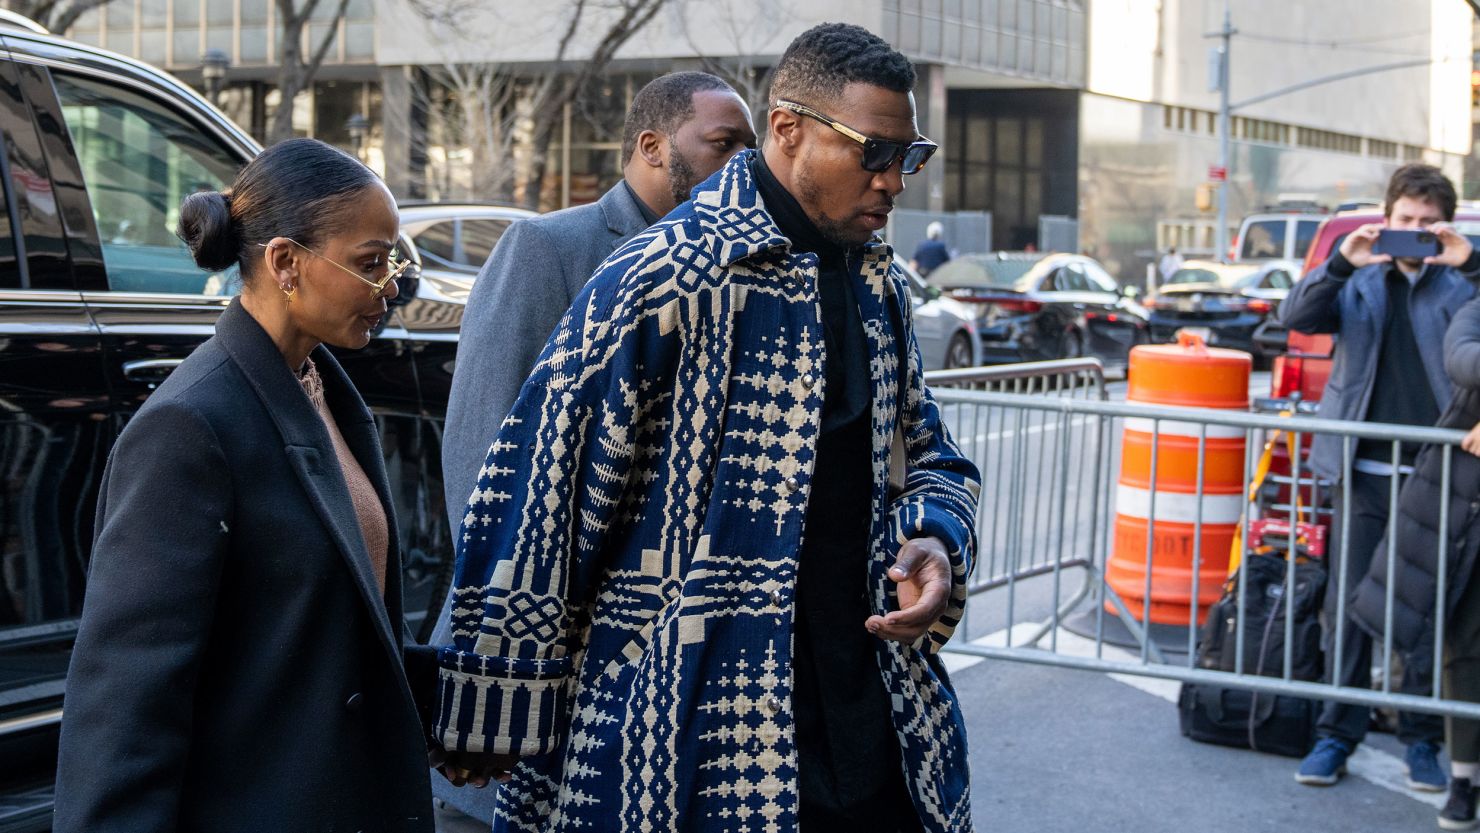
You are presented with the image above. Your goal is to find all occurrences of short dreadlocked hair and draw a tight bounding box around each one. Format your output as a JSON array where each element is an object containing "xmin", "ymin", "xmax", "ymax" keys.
[
  {"xmin": 620, "ymin": 72, "xmax": 736, "ymax": 165},
  {"xmin": 768, "ymin": 23, "xmax": 916, "ymax": 109}
]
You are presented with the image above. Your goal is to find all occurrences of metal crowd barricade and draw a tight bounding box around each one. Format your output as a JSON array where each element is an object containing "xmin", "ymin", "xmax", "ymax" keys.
[
  {"xmin": 926, "ymin": 359, "xmax": 1111, "ymax": 653},
  {"xmin": 924, "ymin": 380, "xmax": 1480, "ymax": 720}
]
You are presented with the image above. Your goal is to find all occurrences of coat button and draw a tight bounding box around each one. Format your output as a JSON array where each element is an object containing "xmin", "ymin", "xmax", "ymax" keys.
[
  {"xmin": 765, "ymin": 695, "xmax": 783, "ymax": 713},
  {"xmin": 802, "ymin": 373, "xmax": 816, "ymax": 389},
  {"xmin": 345, "ymin": 692, "xmax": 363, "ymax": 712},
  {"xmin": 785, "ymin": 476, "xmax": 800, "ymax": 493},
  {"xmin": 771, "ymin": 589, "xmax": 785, "ymax": 608}
]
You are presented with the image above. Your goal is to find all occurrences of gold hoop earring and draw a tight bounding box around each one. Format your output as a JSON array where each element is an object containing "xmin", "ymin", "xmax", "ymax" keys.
[{"xmin": 283, "ymin": 284, "xmax": 296, "ymax": 303}]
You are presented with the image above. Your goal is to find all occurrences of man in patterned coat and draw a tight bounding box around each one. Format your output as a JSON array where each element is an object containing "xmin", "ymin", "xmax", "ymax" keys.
[{"xmin": 434, "ymin": 23, "xmax": 982, "ymax": 833}]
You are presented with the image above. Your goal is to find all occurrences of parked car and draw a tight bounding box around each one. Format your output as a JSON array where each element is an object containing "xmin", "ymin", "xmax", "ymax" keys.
[
  {"xmin": 1232, "ymin": 212, "xmax": 1324, "ymax": 262},
  {"xmin": 0, "ymin": 24, "xmax": 467, "ymax": 830},
  {"xmin": 925, "ymin": 252, "xmax": 1148, "ymax": 365},
  {"xmin": 898, "ymin": 258, "xmax": 983, "ymax": 369},
  {"xmin": 1145, "ymin": 259, "xmax": 1301, "ymax": 364},
  {"xmin": 399, "ymin": 202, "xmax": 535, "ymax": 301}
]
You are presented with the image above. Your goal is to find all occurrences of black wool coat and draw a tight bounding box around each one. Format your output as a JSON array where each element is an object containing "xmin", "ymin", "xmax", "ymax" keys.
[
  {"xmin": 54, "ymin": 299, "xmax": 435, "ymax": 833},
  {"xmin": 1351, "ymin": 296, "xmax": 1480, "ymax": 655}
]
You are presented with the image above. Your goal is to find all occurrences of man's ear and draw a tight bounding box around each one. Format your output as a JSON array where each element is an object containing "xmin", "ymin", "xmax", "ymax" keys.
[
  {"xmin": 635, "ymin": 129, "xmax": 667, "ymax": 169},
  {"xmin": 768, "ymin": 107, "xmax": 804, "ymax": 158}
]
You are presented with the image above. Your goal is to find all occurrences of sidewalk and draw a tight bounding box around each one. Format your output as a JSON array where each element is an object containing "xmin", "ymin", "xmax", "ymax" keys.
[{"xmin": 955, "ymin": 644, "xmax": 1440, "ymax": 832}]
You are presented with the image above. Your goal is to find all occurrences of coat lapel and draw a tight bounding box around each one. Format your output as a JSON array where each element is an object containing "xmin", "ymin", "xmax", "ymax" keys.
[
  {"xmin": 599, "ymin": 181, "xmax": 651, "ymax": 252},
  {"xmin": 213, "ymin": 300, "xmax": 403, "ymax": 662}
]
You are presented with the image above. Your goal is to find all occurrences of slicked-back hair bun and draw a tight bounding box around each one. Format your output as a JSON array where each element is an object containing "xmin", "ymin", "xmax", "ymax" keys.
[
  {"xmin": 174, "ymin": 138, "xmax": 380, "ymax": 284},
  {"xmin": 177, "ymin": 190, "xmax": 239, "ymax": 272}
]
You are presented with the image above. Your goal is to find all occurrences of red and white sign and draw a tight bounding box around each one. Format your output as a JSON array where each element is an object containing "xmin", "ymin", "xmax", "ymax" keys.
[{"xmin": 1208, "ymin": 165, "xmax": 1228, "ymax": 182}]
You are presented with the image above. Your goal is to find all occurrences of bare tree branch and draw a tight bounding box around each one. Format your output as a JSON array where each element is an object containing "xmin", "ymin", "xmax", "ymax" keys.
[
  {"xmin": 268, "ymin": 0, "xmax": 350, "ymax": 144},
  {"xmin": 674, "ymin": 0, "xmax": 794, "ymax": 118},
  {"xmin": 408, "ymin": 0, "xmax": 666, "ymax": 208},
  {"xmin": 521, "ymin": 0, "xmax": 668, "ymax": 209},
  {"xmin": 10, "ymin": 0, "xmax": 114, "ymax": 33},
  {"xmin": 304, "ymin": 0, "xmax": 350, "ymax": 84}
]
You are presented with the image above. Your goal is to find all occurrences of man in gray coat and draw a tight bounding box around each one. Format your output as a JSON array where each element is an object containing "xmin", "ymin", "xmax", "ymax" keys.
[{"xmin": 430, "ymin": 70, "xmax": 755, "ymax": 831}]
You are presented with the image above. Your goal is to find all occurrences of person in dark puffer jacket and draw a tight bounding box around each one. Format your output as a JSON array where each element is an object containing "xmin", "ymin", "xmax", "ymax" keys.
[{"xmin": 1354, "ymin": 294, "xmax": 1480, "ymax": 830}]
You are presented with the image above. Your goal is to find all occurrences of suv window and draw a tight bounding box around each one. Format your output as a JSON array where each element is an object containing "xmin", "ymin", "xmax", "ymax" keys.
[
  {"xmin": 1294, "ymin": 220, "xmax": 1319, "ymax": 260},
  {"xmin": 413, "ymin": 220, "xmax": 457, "ymax": 268},
  {"xmin": 1061, "ymin": 263, "xmax": 1090, "ymax": 292},
  {"xmin": 1240, "ymin": 219, "xmax": 1285, "ymax": 259},
  {"xmin": 1083, "ymin": 261, "xmax": 1118, "ymax": 292},
  {"xmin": 1266, "ymin": 270, "xmax": 1292, "ymax": 290},
  {"xmin": 0, "ymin": 136, "xmax": 17, "ymax": 283},
  {"xmin": 459, "ymin": 218, "xmax": 508, "ymax": 270},
  {"xmin": 51, "ymin": 72, "xmax": 241, "ymax": 294}
]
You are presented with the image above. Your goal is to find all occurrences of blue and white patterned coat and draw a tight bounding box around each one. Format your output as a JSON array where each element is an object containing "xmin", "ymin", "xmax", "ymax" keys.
[{"xmin": 435, "ymin": 150, "xmax": 982, "ymax": 832}]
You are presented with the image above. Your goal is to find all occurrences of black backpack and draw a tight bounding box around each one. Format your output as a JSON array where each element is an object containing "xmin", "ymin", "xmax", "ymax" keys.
[{"xmin": 1177, "ymin": 552, "xmax": 1327, "ymax": 758}]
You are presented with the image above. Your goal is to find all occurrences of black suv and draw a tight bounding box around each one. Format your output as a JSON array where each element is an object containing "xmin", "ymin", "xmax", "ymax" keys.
[{"xmin": 0, "ymin": 22, "xmax": 462, "ymax": 830}]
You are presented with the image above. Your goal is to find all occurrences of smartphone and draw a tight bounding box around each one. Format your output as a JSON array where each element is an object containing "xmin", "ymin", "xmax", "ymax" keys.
[{"xmin": 1374, "ymin": 229, "xmax": 1442, "ymax": 259}]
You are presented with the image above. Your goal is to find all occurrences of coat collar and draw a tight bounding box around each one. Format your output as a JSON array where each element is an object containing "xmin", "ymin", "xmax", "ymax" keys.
[
  {"xmin": 598, "ymin": 180, "xmax": 652, "ymax": 249},
  {"xmin": 689, "ymin": 150, "xmax": 894, "ymax": 272},
  {"xmin": 212, "ymin": 299, "xmax": 405, "ymax": 657}
]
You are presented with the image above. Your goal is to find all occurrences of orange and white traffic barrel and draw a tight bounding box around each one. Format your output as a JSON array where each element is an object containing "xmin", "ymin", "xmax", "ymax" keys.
[{"xmin": 1106, "ymin": 332, "xmax": 1250, "ymax": 626}]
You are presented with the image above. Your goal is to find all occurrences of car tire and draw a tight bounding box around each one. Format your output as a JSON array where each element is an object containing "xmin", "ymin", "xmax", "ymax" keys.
[{"xmin": 945, "ymin": 332, "xmax": 975, "ymax": 369}]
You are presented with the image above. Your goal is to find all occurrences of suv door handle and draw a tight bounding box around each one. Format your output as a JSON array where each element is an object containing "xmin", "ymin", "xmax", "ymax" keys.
[{"xmin": 122, "ymin": 358, "xmax": 184, "ymax": 384}]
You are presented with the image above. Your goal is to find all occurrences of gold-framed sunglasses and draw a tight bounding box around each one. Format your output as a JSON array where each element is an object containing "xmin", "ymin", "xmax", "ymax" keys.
[
  {"xmin": 265, "ymin": 238, "xmax": 415, "ymax": 298},
  {"xmin": 773, "ymin": 99, "xmax": 938, "ymax": 175}
]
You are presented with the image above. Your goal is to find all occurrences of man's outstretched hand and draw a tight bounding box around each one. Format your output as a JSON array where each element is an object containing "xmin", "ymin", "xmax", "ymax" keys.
[{"xmin": 866, "ymin": 536, "xmax": 952, "ymax": 644}]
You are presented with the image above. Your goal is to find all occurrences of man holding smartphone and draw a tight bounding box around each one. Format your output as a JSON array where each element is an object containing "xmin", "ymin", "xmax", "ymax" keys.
[{"xmin": 1282, "ymin": 163, "xmax": 1480, "ymax": 792}]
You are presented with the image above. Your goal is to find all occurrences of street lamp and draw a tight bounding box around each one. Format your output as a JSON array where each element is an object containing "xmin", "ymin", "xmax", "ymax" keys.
[
  {"xmin": 345, "ymin": 114, "xmax": 369, "ymax": 161},
  {"xmin": 201, "ymin": 49, "xmax": 229, "ymax": 107}
]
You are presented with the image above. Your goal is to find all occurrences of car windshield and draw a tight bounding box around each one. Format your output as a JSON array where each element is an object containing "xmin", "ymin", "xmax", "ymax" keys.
[
  {"xmin": 1164, "ymin": 266, "xmax": 1258, "ymax": 288},
  {"xmin": 931, "ymin": 256, "xmax": 1043, "ymax": 289}
]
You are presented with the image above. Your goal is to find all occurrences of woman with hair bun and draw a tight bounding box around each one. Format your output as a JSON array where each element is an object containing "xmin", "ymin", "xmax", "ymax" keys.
[{"xmin": 53, "ymin": 138, "xmax": 435, "ymax": 832}]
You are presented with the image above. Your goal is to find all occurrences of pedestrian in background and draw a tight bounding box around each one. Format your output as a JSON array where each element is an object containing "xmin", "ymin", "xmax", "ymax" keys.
[
  {"xmin": 431, "ymin": 22, "xmax": 979, "ymax": 832},
  {"xmin": 911, "ymin": 219, "xmax": 951, "ymax": 276},
  {"xmin": 54, "ymin": 138, "xmax": 435, "ymax": 832},
  {"xmin": 1158, "ymin": 245, "xmax": 1183, "ymax": 283},
  {"xmin": 1281, "ymin": 162, "xmax": 1480, "ymax": 792},
  {"xmin": 1353, "ymin": 292, "xmax": 1480, "ymax": 830},
  {"xmin": 429, "ymin": 70, "xmax": 755, "ymax": 832}
]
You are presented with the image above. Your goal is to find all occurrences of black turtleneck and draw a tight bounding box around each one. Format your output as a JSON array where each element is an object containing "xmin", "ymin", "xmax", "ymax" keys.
[
  {"xmin": 622, "ymin": 180, "xmax": 660, "ymax": 226},
  {"xmin": 752, "ymin": 153, "xmax": 920, "ymax": 832}
]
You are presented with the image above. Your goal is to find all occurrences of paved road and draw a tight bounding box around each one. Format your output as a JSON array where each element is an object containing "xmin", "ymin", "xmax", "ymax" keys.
[
  {"xmin": 952, "ymin": 645, "xmax": 1439, "ymax": 833},
  {"xmin": 939, "ymin": 369, "xmax": 1444, "ymax": 831}
]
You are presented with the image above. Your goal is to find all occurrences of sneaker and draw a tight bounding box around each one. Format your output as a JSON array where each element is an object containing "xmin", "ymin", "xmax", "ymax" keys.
[
  {"xmin": 1296, "ymin": 737, "xmax": 1353, "ymax": 786},
  {"xmin": 1439, "ymin": 777, "xmax": 1479, "ymax": 830},
  {"xmin": 1410, "ymin": 742, "xmax": 1449, "ymax": 792}
]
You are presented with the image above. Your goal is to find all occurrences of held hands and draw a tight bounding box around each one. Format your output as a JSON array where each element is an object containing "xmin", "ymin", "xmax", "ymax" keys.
[
  {"xmin": 429, "ymin": 745, "xmax": 521, "ymax": 789},
  {"xmin": 866, "ymin": 536, "xmax": 952, "ymax": 644}
]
